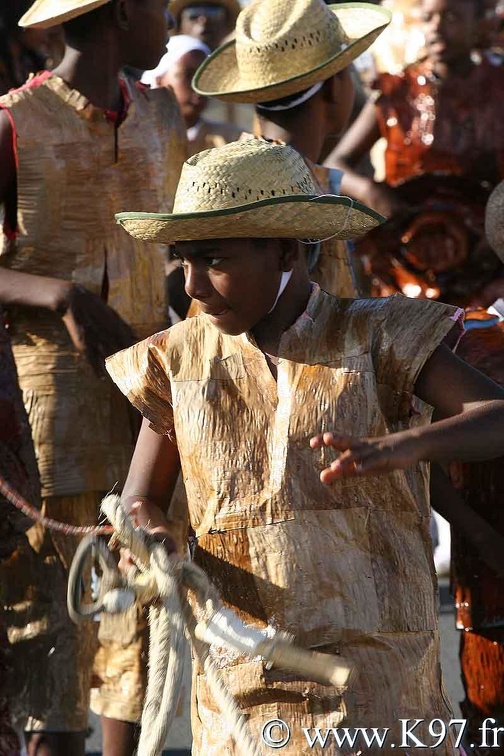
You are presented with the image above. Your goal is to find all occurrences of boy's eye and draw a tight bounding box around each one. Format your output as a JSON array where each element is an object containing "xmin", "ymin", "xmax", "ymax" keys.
[{"xmin": 205, "ymin": 256, "xmax": 224, "ymax": 267}]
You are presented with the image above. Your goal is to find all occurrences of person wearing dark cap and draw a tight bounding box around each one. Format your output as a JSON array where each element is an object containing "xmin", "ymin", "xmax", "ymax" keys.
[{"xmin": 170, "ymin": 0, "xmax": 241, "ymax": 51}]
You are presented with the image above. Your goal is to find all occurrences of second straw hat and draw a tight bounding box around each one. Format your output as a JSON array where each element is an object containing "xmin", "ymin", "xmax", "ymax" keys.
[
  {"xmin": 19, "ymin": 0, "xmax": 110, "ymax": 28},
  {"xmin": 194, "ymin": 0, "xmax": 391, "ymax": 103}
]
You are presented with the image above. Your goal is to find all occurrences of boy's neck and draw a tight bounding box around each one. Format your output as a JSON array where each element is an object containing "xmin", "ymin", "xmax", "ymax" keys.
[
  {"xmin": 257, "ymin": 113, "xmax": 325, "ymax": 164},
  {"xmin": 252, "ymin": 272, "xmax": 312, "ymax": 356},
  {"xmin": 52, "ymin": 36, "xmax": 123, "ymax": 112}
]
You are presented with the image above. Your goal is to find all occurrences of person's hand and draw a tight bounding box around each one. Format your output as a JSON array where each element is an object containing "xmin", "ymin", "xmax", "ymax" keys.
[
  {"xmin": 310, "ymin": 431, "xmax": 422, "ymax": 484},
  {"xmin": 365, "ymin": 181, "xmax": 409, "ymax": 219},
  {"xmin": 50, "ymin": 281, "xmax": 136, "ymax": 376}
]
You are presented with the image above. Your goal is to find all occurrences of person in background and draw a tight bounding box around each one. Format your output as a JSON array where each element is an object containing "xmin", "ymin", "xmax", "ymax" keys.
[
  {"xmin": 170, "ymin": 0, "xmax": 240, "ymax": 51},
  {"xmin": 142, "ymin": 34, "xmax": 240, "ymax": 156},
  {"xmin": 0, "ymin": 0, "xmax": 53, "ymax": 94},
  {"xmin": 0, "ymin": 0, "xmax": 186, "ymax": 753},
  {"xmin": 328, "ymin": 0, "xmax": 504, "ymax": 220}
]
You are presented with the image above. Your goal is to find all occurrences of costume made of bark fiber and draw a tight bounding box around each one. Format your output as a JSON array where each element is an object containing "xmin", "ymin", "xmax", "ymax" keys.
[
  {"xmin": 0, "ymin": 72, "xmax": 186, "ymax": 730},
  {"xmin": 108, "ymin": 287, "xmax": 462, "ymax": 755}
]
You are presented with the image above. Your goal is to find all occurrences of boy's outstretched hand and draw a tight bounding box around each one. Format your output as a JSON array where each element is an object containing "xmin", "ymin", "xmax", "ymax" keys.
[{"xmin": 310, "ymin": 431, "xmax": 422, "ymax": 484}]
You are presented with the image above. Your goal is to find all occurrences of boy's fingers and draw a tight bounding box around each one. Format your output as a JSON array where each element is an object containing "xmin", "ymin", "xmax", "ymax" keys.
[{"xmin": 310, "ymin": 433, "xmax": 361, "ymax": 450}]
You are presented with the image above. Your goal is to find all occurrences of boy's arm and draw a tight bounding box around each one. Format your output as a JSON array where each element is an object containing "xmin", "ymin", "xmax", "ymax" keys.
[
  {"xmin": 311, "ymin": 343, "xmax": 504, "ymax": 483},
  {"xmin": 121, "ymin": 417, "xmax": 183, "ymax": 553},
  {"xmin": 323, "ymin": 100, "xmax": 405, "ymax": 218}
]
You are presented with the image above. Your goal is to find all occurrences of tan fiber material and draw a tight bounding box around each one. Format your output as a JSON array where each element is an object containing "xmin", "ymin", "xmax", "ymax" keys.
[
  {"xmin": 116, "ymin": 138, "xmax": 384, "ymax": 244},
  {"xmin": 170, "ymin": 0, "xmax": 241, "ymax": 24},
  {"xmin": 106, "ymin": 289, "xmax": 461, "ymax": 754},
  {"xmin": 0, "ymin": 75, "xmax": 186, "ymax": 496},
  {"xmin": 19, "ymin": 0, "xmax": 110, "ymax": 28},
  {"xmin": 193, "ymin": 0, "xmax": 391, "ymax": 103},
  {"xmin": 310, "ymin": 162, "xmax": 358, "ymax": 297}
]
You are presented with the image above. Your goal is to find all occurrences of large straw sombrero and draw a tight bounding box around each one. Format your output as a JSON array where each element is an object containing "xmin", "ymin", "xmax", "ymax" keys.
[
  {"xmin": 115, "ymin": 138, "xmax": 384, "ymax": 244},
  {"xmin": 170, "ymin": 0, "xmax": 241, "ymax": 25},
  {"xmin": 19, "ymin": 0, "xmax": 110, "ymax": 28},
  {"xmin": 193, "ymin": 0, "xmax": 391, "ymax": 104}
]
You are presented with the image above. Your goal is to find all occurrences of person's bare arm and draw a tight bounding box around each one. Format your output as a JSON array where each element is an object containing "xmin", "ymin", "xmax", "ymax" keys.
[
  {"xmin": 121, "ymin": 418, "xmax": 183, "ymax": 551},
  {"xmin": 311, "ymin": 344, "xmax": 504, "ymax": 483},
  {"xmin": 0, "ymin": 111, "xmax": 135, "ymax": 374},
  {"xmin": 324, "ymin": 100, "xmax": 405, "ymax": 218},
  {"xmin": 0, "ymin": 110, "xmax": 16, "ymax": 202}
]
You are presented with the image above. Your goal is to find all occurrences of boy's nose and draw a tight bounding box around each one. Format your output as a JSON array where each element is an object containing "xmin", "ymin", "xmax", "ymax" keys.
[{"xmin": 184, "ymin": 263, "xmax": 211, "ymax": 301}]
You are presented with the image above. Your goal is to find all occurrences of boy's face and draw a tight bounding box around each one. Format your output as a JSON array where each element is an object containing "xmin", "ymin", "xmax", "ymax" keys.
[
  {"xmin": 175, "ymin": 237, "xmax": 288, "ymax": 335},
  {"xmin": 421, "ymin": 0, "xmax": 477, "ymax": 64},
  {"xmin": 159, "ymin": 50, "xmax": 208, "ymax": 127}
]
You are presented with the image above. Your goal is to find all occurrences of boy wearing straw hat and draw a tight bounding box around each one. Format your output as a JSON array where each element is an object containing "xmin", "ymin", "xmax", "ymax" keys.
[
  {"xmin": 0, "ymin": 0, "xmax": 186, "ymax": 753},
  {"xmin": 193, "ymin": 0, "xmax": 392, "ymax": 298},
  {"xmin": 108, "ymin": 137, "xmax": 504, "ymax": 754}
]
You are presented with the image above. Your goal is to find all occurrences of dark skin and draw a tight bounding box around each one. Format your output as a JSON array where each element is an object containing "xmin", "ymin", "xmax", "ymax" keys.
[
  {"xmin": 256, "ymin": 69, "xmax": 356, "ymax": 164},
  {"xmin": 0, "ymin": 1, "xmax": 172, "ymax": 754},
  {"xmin": 121, "ymin": 237, "xmax": 504, "ymax": 551},
  {"xmin": 0, "ymin": 0, "xmax": 172, "ymax": 379},
  {"xmin": 177, "ymin": 2, "xmax": 233, "ymax": 51},
  {"xmin": 158, "ymin": 49, "xmax": 207, "ymax": 129},
  {"xmin": 326, "ymin": 0, "xmax": 482, "ymax": 217}
]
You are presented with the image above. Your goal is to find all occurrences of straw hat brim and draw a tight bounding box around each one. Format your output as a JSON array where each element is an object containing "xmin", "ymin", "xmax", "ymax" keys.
[
  {"xmin": 115, "ymin": 195, "xmax": 385, "ymax": 244},
  {"xmin": 193, "ymin": 3, "xmax": 391, "ymax": 103},
  {"xmin": 170, "ymin": 0, "xmax": 241, "ymax": 24},
  {"xmin": 19, "ymin": 0, "xmax": 110, "ymax": 28}
]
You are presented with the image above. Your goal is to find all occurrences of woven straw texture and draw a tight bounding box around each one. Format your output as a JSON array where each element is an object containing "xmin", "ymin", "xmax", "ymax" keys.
[
  {"xmin": 116, "ymin": 138, "xmax": 384, "ymax": 243},
  {"xmin": 486, "ymin": 180, "xmax": 504, "ymax": 262},
  {"xmin": 170, "ymin": 0, "xmax": 241, "ymax": 23},
  {"xmin": 19, "ymin": 0, "xmax": 110, "ymax": 28},
  {"xmin": 194, "ymin": 0, "xmax": 391, "ymax": 103}
]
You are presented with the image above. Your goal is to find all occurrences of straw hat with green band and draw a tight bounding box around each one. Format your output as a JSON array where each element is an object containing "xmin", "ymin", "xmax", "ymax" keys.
[
  {"xmin": 19, "ymin": 0, "xmax": 111, "ymax": 28},
  {"xmin": 193, "ymin": 0, "xmax": 391, "ymax": 104},
  {"xmin": 115, "ymin": 138, "xmax": 384, "ymax": 244}
]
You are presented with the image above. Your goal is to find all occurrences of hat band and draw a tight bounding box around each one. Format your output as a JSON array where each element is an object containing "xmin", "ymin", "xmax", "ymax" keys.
[{"xmin": 256, "ymin": 81, "xmax": 323, "ymax": 111}]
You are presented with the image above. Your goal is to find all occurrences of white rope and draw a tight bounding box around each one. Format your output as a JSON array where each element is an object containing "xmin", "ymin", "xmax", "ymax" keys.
[
  {"xmin": 96, "ymin": 495, "xmax": 354, "ymax": 756},
  {"xmin": 100, "ymin": 495, "xmax": 256, "ymax": 756}
]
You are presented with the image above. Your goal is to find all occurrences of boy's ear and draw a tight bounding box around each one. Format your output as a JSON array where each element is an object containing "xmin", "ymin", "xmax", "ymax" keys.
[
  {"xmin": 321, "ymin": 73, "xmax": 339, "ymax": 104},
  {"xmin": 280, "ymin": 239, "xmax": 300, "ymax": 270}
]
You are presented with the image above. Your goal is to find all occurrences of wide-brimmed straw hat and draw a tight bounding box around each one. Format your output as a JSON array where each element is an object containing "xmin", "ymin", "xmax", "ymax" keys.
[
  {"xmin": 170, "ymin": 0, "xmax": 241, "ymax": 25},
  {"xmin": 19, "ymin": 0, "xmax": 109, "ymax": 28},
  {"xmin": 115, "ymin": 138, "xmax": 384, "ymax": 244},
  {"xmin": 193, "ymin": 0, "xmax": 391, "ymax": 104}
]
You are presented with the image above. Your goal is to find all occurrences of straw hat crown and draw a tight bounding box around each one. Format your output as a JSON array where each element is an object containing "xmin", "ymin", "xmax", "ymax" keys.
[
  {"xmin": 172, "ymin": 138, "xmax": 318, "ymax": 215},
  {"xmin": 235, "ymin": 0, "xmax": 349, "ymax": 86},
  {"xmin": 115, "ymin": 138, "xmax": 384, "ymax": 244},
  {"xmin": 194, "ymin": 0, "xmax": 391, "ymax": 102}
]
